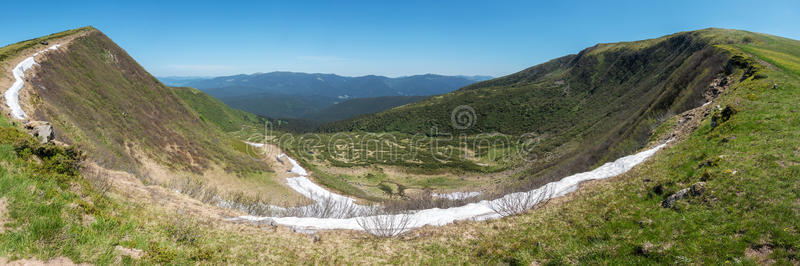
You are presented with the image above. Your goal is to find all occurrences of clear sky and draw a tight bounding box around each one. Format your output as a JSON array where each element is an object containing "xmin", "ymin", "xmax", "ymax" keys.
[{"xmin": 2, "ymin": 0, "xmax": 798, "ymax": 78}]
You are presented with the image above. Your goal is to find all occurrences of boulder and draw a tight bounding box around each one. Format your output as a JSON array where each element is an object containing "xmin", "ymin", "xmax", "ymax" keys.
[
  {"xmin": 24, "ymin": 121, "xmax": 55, "ymax": 144},
  {"xmin": 661, "ymin": 182, "xmax": 705, "ymax": 208}
]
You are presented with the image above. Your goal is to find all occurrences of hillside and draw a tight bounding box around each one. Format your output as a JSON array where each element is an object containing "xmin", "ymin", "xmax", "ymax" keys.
[
  {"xmin": 216, "ymin": 90, "xmax": 336, "ymax": 119},
  {"xmin": 0, "ymin": 28, "xmax": 305, "ymax": 208},
  {"xmin": 321, "ymin": 28, "xmax": 767, "ymax": 189},
  {"xmin": 300, "ymin": 95, "xmax": 427, "ymax": 122},
  {"xmin": 0, "ymin": 26, "xmax": 798, "ymax": 264},
  {"xmin": 171, "ymin": 86, "xmax": 266, "ymax": 132}
]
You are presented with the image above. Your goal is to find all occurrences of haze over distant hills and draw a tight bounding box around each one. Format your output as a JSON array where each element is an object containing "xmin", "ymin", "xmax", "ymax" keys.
[
  {"xmin": 157, "ymin": 76, "xmax": 214, "ymax": 87},
  {"xmin": 158, "ymin": 72, "xmax": 491, "ymax": 120}
]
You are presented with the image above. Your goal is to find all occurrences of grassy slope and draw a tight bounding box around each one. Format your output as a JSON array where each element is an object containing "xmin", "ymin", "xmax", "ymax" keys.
[
  {"xmin": 0, "ymin": 28, "xmax": 797, "ymax": 264},
  {"xmin": 171, "ymin": 86, "xmax": 265, "ymax": 133},
  {"xmin": 378, "ymin": 29, "xmax": 800, "ymax": 264},
  {"xmin": 320, "ymin": 29, "xmax": 748, "ymax": 192},
  {"xmin": 301, "ymin": 95, "xmax": 428, "ymax": 122},
  {"xmin": 28, "ymin": 29, "xmax": 268, "ymax": 176},
  {"xmin": 463, "ymin": 44, "xmax": 800, "ymax": 264},
  {"xmin": 269, "ymin": 29, "xmax": 800, "ymax": 263}
]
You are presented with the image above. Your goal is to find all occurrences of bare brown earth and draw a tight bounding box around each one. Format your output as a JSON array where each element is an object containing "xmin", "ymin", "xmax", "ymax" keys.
[{"xmin": 0, "ymin": 256, "xmax": 90, "ymax": 266}]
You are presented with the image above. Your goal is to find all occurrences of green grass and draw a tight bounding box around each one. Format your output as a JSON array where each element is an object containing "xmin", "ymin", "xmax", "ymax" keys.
[
  {"xmin": 0, "ymin": 125, "xmax": 260, "ymax": 264},
  {"xmin": 2, "ymin": 27, "xmax": 799, "ymax": 264},
  {"xmin": 452, "ymin": 33, "xmax": 800, "ymax": 265},
  {"xmin": 0, "ymin": 27, "xmax": 92, "ymax": 64},
  {"xmin": 273, "ymin": 131, "xmax": 520, "ymax": 198},
  {"xmin": 172, "ymin": 87, "xmax": 266, "ymax": 133}
]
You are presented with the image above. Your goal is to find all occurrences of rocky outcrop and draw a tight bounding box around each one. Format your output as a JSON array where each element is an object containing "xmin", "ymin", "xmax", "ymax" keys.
[
  {"xmin": 24, "ymin": 121, "xmax": 54, "ymax": 144},
  {"xmin": 711, "ymin": 104, "xmax": 738, "ymax": 128},
  {"xmin": 661, "ymin": 182, "xmax": 706, "ymax": 208}
]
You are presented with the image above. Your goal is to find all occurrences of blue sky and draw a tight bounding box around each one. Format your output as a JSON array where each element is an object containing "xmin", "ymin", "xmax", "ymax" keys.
[{"xmin": 2, "ymin": 0, "xmax": 798, "ymax": 77}]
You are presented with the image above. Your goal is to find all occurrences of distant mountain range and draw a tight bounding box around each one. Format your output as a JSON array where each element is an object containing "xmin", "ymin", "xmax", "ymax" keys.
[
  {"xmin": 157, "ymin": 76, "xmax": 214, "ymax": 87},
  {"xmin": 158, "ymin": 72, "xmax": 490, "ymax": 120}
]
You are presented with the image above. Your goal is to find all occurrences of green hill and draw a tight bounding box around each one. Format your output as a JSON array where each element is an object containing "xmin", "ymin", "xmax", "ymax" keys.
[
  {"xmin": 171, "ymin": 86, "xmax": 266, "ymax": 133},
  {"xmin": 0, "ymin": 27, "xmax": 304, "ymax": 211},
  {"xmin": 0, "ymin": 27, "xmax": 798, "ymax": 264},
  {"xmin": 320, "ymin": 28, "xmax": 771, "ymax": 188},
  {"xmin": 301, "ymin": 95, "xmax": 428, "ymax": 122},
  {"xmin": 27, "ymin": 28, "xmax": 267, "ymax": 175}
]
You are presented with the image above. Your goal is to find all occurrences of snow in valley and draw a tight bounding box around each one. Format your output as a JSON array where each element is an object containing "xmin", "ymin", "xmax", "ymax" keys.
[{"xmin": 233, "ymin": 142, "xmax": 668, "ymax": 234}]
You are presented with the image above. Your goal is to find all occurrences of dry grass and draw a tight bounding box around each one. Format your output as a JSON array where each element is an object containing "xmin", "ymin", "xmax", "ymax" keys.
[{"xmin": 0, "ymin": 197, "xmax": 7, "ymax": 233}]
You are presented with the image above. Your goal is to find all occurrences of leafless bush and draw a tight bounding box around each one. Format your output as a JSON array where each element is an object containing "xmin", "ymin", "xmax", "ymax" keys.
[
  {"xmin": 489, "ymin": 183, "xmax": 555, "ymax": 216},
  {"xmin": 356, "ymin": 210, "xmax": 414, "ymax": 237},
  {"xmin": 221, "ymin": 191, "xmax": 284, "ymax": 216},
  {"xmin": 85, "ymin": 167, "xmax": 113, "ymax": 198},
  {"xmin": 217, "ymin": 191, "xmax": 371, "ymax": 218},
  {"xmin": 169, "ymin": 176, "xmax": 218, "ymax": 204},
  {"xmin": 280, "ymin": 194, "xmax": 372, "ymax": 218},
  {"xmin": 381, "ymin": 189, "xmax": 485, "ymax": 212}
]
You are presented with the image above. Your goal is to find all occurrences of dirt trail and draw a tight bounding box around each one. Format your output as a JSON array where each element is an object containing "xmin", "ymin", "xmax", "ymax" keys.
[
  {"xmin": 0, "ymin": 256, "xmax": 89, "ymax": 266},
  {"xmin": 0, "ymin": 197, "xmax": 7, "ymax": 233}
]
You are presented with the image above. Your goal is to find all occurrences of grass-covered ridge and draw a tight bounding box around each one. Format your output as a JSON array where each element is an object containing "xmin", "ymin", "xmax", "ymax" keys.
[
  {"xmin": 28, "ymin": 29, "xmax": 269, "ymax": 176},
  {"xmin": 320, "ymin": 28, "xmax": 762, "ymax": 192}
]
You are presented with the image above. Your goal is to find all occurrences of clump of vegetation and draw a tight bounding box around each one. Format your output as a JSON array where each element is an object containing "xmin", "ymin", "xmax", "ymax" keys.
[{"xmin": 711, "ymin": 104, "xmax": 739, "ymax": 128}]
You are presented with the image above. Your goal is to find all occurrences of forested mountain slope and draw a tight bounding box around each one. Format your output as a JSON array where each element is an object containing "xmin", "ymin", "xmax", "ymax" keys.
[{"xmin": 322, "ymin": 28, "xmax": 769, "ymax": 186}]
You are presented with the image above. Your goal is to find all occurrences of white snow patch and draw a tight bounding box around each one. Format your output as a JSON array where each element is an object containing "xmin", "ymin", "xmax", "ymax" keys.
[
  {"xmin": 4, "ymin": 44, "xmax": 61, "ymax": 119},
  {"xmin": 243, "ymin": 141, "xmax": 264, "ymax": 148},
  {"xmin": 232, "ymin": 142, "xmax": 668, "ymax": 233}
]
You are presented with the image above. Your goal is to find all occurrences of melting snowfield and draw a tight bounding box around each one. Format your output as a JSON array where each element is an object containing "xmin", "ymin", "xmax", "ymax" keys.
[
  {"xmin": 233, "ymin": 142, "xmax": 668, "ymax": 232},
  {"xmin": 3, "ymin": 44, "xmax": 61, "ymax": 120}
]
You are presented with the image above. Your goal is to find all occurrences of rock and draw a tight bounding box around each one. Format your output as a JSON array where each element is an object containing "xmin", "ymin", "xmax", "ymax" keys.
[
  {"xmin": 661, "ymin": 182, "xmax": 706, "ymax": 208},
  {"xmin": 690, "ymin": 182, "xmax": 706, "ymax": 196},
  {"xmin": 310, "ymin": 233, "xmax": 321, "ymax": 243},
  {"xmin": 115, "ymin": 245, "xmax": 144, "ymax": 259},
  {"xmin": 254, "ymin": 217, "xmax": 277, "ymax": 227},
  {"xmin": 24, "ymin": 121, "xmax": 55, "ymax": 144},
  {"xmin": 635, "ymin": 242, "xmax": 655, "ymax": 255},
  {"xmin": 638, "ymin": 218, "xmax": 653, "ymax": 227}
]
